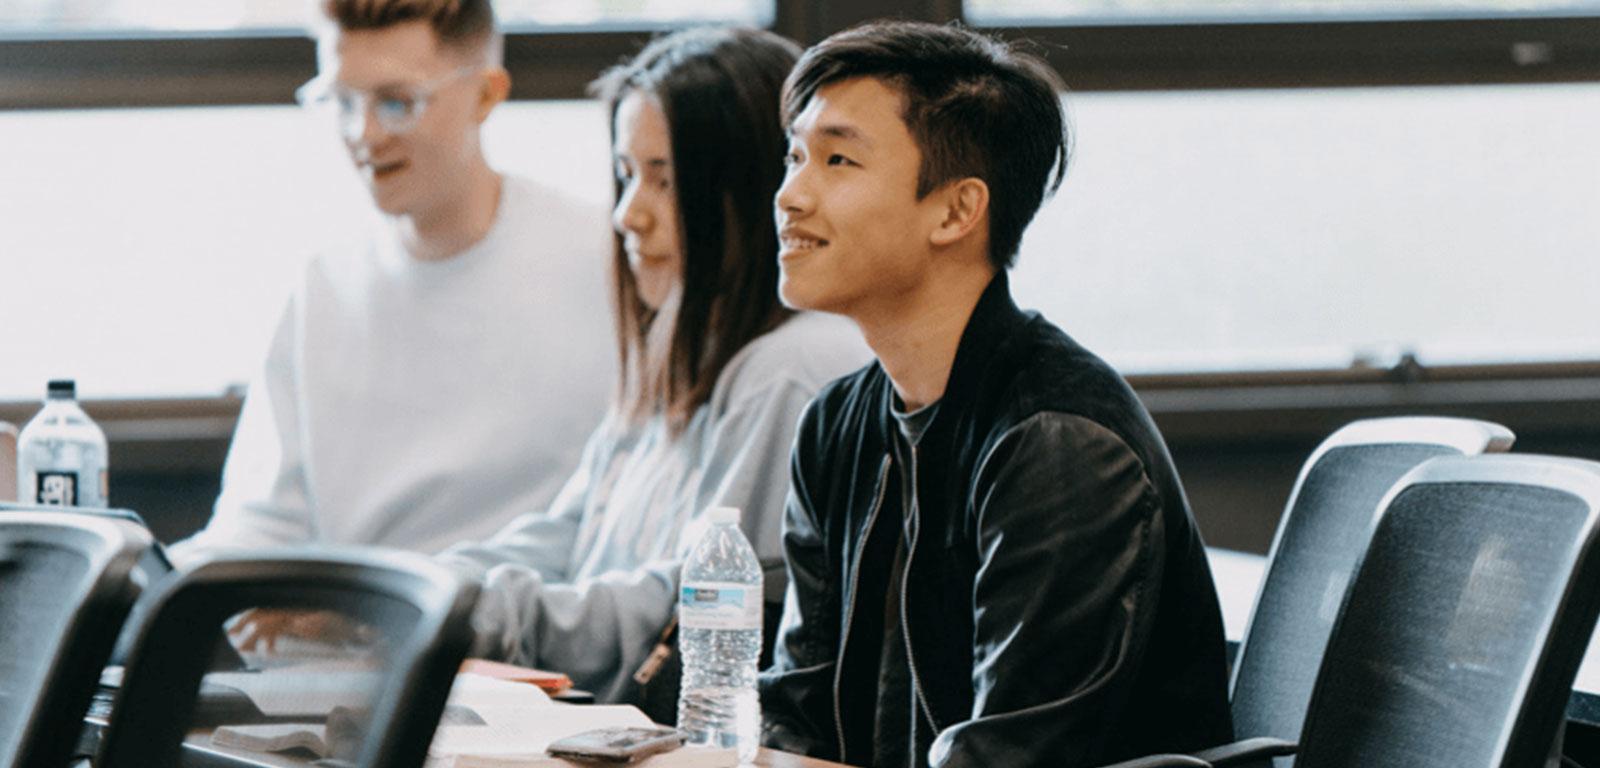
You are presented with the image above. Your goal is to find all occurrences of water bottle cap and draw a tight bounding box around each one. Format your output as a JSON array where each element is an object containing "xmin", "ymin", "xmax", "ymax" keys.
[
  {"xmin": 46, "ymin": 379, "xmax": 76, "ymax": 399},
  {"xmin": 707, "ymin": 506, "xmax": 741, "ymax": 525}
]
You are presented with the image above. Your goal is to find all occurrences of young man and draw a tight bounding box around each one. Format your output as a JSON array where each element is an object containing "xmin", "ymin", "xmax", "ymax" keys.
[
  {"xmin": 759, "ymin": 22, "xmax": 1233, "ymax": 768},
  {"xmin": 171, "ymin": 0, "xmax": 614, "ymax": 564}
]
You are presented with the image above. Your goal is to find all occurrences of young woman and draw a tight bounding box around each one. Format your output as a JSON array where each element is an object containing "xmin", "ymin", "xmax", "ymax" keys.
[{"xmin": 434, "ymin": 27, "xmax": 868, "ymax": 704}]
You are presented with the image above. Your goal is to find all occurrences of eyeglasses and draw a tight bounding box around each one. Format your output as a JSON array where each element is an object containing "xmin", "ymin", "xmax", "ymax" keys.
[{"xmin": 295, "ymin": 65, "xmax": 480, "ymax": 142}]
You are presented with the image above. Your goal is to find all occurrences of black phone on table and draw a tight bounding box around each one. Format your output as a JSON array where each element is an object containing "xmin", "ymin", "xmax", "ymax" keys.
[{"xmin": 545, "ymin": 726, "xmax": 688, "ymax": 763}]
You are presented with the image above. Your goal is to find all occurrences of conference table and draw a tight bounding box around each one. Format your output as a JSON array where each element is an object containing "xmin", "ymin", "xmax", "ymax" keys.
[
  {"xmin": 158, "ymin": 670, "xmax": 851, "ymax": 768},
  {"xmin": 180, "ymin": 731, "xmax": 849, "ymax": 768}
]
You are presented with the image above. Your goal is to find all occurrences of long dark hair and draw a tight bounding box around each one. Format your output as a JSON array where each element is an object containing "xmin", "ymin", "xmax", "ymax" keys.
[{"xmin": 591, "ymin": 27, "xmax": 800, "ymax": 433}]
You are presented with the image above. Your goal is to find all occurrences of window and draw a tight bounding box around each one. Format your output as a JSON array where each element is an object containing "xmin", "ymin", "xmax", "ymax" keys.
[
  {"xmin": 0, "ymin": 0, "xmax": 772, "ymax": 34},
  {"xmin": 2, "ymin": 0, "xmax": 1598, "ymax": 409},
  {"xmin": 967, "ymin": 0, "xmax": 1600, "ymax": 24},
  {"xmin": 1007, "ymin": 83, "xmax": 1600, "ymax": 377},
  {"xmin": 498, "ymin": 0, "xmax": 773, "ymax": 29}
]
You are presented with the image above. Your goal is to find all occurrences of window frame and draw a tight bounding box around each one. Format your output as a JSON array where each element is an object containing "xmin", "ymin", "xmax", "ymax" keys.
[
  {"xmin": 6, "ymin": 360, "xmax": 1598, "ymax": 473},
  {"xmin": 7, "ymin": 0, "xmax": 1600, "ymax": 109}
]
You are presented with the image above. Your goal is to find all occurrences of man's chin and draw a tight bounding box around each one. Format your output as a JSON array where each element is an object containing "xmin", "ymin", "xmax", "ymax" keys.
[
  {"xmin": 367, "ymin": 188, "xmax": 411, "ymax": 216},
  {"xmin": 778, "ymin": 277, "xmax": 833, "ymax": 314}
]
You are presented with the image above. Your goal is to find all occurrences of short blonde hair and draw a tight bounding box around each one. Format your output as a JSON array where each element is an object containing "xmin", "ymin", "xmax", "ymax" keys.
[{"xmin": 319, "ymin": 0, "xmax": 498, "ymax": 60}]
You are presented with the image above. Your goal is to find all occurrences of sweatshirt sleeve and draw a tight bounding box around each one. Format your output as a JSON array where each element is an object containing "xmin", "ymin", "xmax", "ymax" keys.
[
  {"xmin": 433, "ymin": 417, "xmax": 617, "ymax": 585},
  {"xmin": 443, "ymin": 376, "xmax": 820, "ymax": 703},
  {"xmin": 169, "ymin": 296, "xmax": 314, "ymax": 567},
  {"xmin": 431, "ymin": 422, "xmax": 604, "ymax": 659}
]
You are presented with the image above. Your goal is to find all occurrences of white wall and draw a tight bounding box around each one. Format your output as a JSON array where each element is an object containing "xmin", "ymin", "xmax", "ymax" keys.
[{"xmin": 2, "ymin": 84, "xmax": 1597, "ymax": 400}]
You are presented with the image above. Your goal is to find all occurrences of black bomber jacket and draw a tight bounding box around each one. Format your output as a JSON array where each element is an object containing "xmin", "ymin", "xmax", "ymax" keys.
[{"xmin": 759, "ymin": 273, "xmax": 1233, "ymax": 767}]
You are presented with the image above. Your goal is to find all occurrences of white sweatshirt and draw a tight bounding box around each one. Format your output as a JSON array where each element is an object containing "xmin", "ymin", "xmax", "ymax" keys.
[{"xmin": 171, "ymin": 175, "xmax": 616, "ymax": 564}]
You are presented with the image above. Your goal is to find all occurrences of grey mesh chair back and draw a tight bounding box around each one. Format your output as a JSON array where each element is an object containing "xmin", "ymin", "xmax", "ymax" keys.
[
  {"xmin": 1229, "ymin": 417, "xmax": 1513, "ymax": 763},
  {"xmin": 94, "ymin": 549, "xmax": 480, "ymax": 768},
  {"xmin": 0, "ymin": 511, "xmax": 150, "ymax": 768},
  {"xmin": 1296, "ymin": 454, "xmax": 1600, "ymax": 767},
  {"xmin": 0, "ymin": 502, "xmax": 182, "ymax": 666}
]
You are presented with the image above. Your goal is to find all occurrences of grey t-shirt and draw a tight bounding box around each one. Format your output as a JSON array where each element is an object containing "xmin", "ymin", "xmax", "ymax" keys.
[{"xmin": 871, "ymin": 395, "xmax": 939, "ymax": 768}]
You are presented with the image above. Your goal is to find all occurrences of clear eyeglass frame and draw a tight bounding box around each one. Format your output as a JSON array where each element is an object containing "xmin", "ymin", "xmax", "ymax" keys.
[{"xmin": 294, "ymin": 65, "xmax": 481, "ymax": 142}]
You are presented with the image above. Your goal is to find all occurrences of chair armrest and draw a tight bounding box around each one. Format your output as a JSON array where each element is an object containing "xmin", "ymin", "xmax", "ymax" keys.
[
  {"xmin": 1191, "ymin": 737, "xmax": 1298, "ymax": 766},
  {"xmin": 1097, "ymin": 755, "xmax": 1212, "ymax": 768}
]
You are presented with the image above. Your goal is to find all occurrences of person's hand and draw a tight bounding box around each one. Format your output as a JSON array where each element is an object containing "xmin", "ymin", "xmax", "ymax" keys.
[{"xmin": 227, "ymin": 608, "xmax": 367, "ymax": 654}]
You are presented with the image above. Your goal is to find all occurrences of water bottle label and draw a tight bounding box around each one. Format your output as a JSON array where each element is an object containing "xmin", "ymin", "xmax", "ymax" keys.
[
  {"xmin": 679, "ymin": 582, "xmax": 761, "ymax": 631},
  {"xmin": 37, "ymin": 471, "xmax": 77, "ymax": 505}
]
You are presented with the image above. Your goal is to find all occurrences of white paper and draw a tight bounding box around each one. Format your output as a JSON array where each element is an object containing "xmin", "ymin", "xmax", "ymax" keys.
[{"xmin": 206, "ymin": 669, "xmax": 383, "ymax": 717}]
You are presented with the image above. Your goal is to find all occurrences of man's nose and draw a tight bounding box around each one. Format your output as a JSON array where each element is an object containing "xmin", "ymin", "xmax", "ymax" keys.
[{"xmin": 775, "ymin": 166, "xmax": 810, "ymax": 215}]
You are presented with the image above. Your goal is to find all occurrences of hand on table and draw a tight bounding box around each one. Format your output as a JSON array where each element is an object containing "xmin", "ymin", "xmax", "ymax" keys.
[{"xmin": 227, "ymin": 608, "xmax": 370, "ymax": 654}]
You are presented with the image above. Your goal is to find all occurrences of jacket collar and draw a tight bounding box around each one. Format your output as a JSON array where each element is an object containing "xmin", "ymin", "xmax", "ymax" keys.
[
  {"xmin": 936, "ymin": 270, "xmax": 1026, "ymax": 415},
  {"xmin": 872, "ymin": 270, "xmax": 1026, "ymax": 439}
]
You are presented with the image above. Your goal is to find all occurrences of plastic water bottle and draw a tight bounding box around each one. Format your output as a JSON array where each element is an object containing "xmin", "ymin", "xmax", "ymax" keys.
[
  {"xmin": 17, "ymin": 379, "xmax": 108, "ymax": 507},
  {"xmin": 678, "ymin": 506, "xmax": 763, "ymax": 762}
]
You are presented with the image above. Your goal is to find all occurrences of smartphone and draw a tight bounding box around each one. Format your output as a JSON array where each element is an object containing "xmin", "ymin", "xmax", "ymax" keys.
[{"xmin": 545, "ymin": 726, "xmax": 688, "ymax": 763}]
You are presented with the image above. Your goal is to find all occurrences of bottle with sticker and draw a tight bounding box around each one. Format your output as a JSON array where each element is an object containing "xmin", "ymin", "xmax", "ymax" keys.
[
  {"xmin": 677, "ymin": 505, "xmax": 762, "ymax": 761},
  {"xmin": 17, "ymin": 379, "xmax": 108, "ymax": 507}
]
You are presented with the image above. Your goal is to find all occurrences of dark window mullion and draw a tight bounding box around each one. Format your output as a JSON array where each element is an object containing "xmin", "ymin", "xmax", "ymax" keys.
[
  {"xmin": 774, "ymin": 0, "xmax": 948, "ymax": 46},
  {"xmin": 0, "ymin": 34, "xmax": 314, "ymax": 109},
  {"xmin": 976, "ymin": 15, "xmax": 1600, "ymax": 90},
  {"xmin": 502, "ymin": 30, "xmax": 655, "ymax": 100}
]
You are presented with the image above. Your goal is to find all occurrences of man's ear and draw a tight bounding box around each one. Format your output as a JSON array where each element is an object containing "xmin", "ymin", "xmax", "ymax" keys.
[
  {"xmin": 929, "ymin": 177, "xmax": 990, "ymax": 247},
  {"xmin": 474, "ymin": 67, "xmax": 512, "ymax": 123}
]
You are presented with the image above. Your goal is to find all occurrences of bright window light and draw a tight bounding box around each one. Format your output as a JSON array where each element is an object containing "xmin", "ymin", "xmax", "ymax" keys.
[
  {"xmin": 0, "ymin": 0, "xmax": 774, "ymax": 34},
  {"xmin": 966, "ymin": 0, "xmax": 1600, "ymax": 24}
]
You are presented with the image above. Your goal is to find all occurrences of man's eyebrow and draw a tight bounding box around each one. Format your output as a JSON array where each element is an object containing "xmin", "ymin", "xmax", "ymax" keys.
[
  {"xmin": 819, "ymin": 123, "xmax": 871, "ymax": 146},
  {"xmin": 788, "ymin": 122, "xmax": 872, "ymax": 147}
]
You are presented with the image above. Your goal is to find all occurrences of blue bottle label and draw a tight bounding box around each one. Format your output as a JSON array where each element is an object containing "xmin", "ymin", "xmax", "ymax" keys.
[{"xmin": 679, "ymin": 582, "xmax": 761, "ymax": 630}]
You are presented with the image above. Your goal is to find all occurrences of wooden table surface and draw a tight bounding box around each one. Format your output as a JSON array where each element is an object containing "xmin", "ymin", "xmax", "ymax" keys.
[{"xmin": 185, "ymin": 728, "xmax": 850, "ymax": 768}]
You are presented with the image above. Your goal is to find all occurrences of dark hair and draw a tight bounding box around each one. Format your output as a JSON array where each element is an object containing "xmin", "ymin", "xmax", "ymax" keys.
[
  {"xmin": 782, "ymin": 21, "xmax": 1071, "ymax": 270},
  {"xmin": 320, "ymin": 0, "xmax": 496, "ymax": 56},
  {"xmin": 591, "ymin": 27, "xmax": 801, "ymax": 433}
]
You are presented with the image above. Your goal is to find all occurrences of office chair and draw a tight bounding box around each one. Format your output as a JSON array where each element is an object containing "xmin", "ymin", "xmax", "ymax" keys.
[
  {"xmin": 93, "ymin": 549, "xmax": 480, "ymax": 768},
  {"xmin": 1114, "ymin": 452, "xmax": 1600, "ymax": 768},
  {"xmin": 0, "ymin": 502, "xmax": 191, "ymax": 668},
  {"xmin": 1109, "ymin": 416, "xmax": 1515, "ymax": 768},
  {"xmin": 1291, "ymin": 453, "xmax": 1600, "ymax": 767},
  {"xmin": 0, "ymin": 511, "xmax": 151, "ymax": 768},
  {"xmin": 1228, "ymin": 417, "xmax": 1516, "ymax": 765}
]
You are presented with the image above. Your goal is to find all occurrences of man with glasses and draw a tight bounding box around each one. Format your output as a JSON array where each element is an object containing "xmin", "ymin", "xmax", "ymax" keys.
[{"xmin": 172, "ymin": 0, "xmax": 614, "ymax": 565}]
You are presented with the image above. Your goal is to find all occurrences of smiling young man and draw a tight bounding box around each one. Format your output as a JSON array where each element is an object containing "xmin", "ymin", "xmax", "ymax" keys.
[
  {"xmin": 171, "ymin": 0, "xmax": 613, "ymax": 564},
  {"xmin": 758, "ymin": 22, "xmax": 1233, "ymax": 768}
]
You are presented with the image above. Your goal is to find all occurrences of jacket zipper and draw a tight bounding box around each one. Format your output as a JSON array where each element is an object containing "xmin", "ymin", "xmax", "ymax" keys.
[
  {"xmin": 833, "ymin": 454, "xmax": 892, "ymax": 764},
  {"xmin": 901, "ymin": 442, "xmax": 942, "ymax": 733}
]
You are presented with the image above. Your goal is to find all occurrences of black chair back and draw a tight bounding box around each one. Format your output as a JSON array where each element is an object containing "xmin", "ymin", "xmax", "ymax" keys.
[
  {"xmin": 94, "ymin": 549, "xmax": 479, "ymax": 768},
  {"xmin": 0, "ymin": 511, "xmax": 149, "ymax": 768},
  {"xmin": 1230, "ymin": 417, "xmax": 1513, "ymax": 764},
  {"xmin": 1297, "ymin": 454, "xmax": 1600, "ymax": 767}
]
